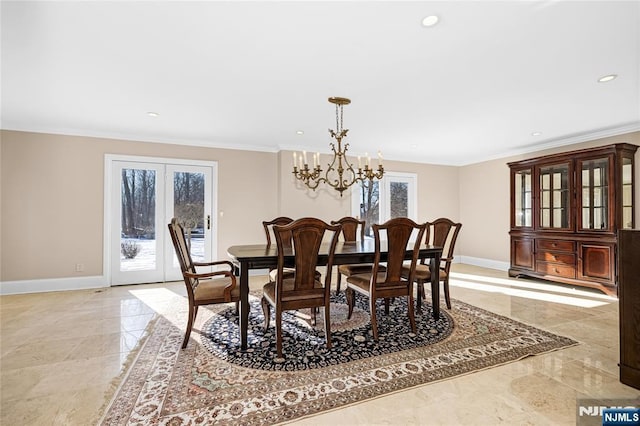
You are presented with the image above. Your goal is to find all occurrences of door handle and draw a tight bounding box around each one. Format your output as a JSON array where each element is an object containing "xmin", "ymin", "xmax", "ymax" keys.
[{"xmin": 207, "ymin": 215, "xmax": 211, "ymax": 230}]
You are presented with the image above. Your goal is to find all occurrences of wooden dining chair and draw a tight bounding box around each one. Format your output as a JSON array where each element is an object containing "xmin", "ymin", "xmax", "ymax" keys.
[
  {"xmin": 345, "ymin": 217, "xmax": 426, "ymax": 340},
  {"xmin": 260, "ymin": 217, "xmax": 341, "ymax": 357},
  {"xmin": 263, "ymin": 216, "xmax": 322, "ymax": 283},
  {"xmin": 331, "ymin": 217, "xmax": 385, "ymax": 295},
  {"xmin": 402, "ymin": 218, "xmax": 462, "ymax": 311},
  {"xmin": 168, "ymin": 218, "xmax": 240, "ymax": 349},
  {"xmin": 263, "ymin": 217, "xmax": 295, "ymax": 283}
]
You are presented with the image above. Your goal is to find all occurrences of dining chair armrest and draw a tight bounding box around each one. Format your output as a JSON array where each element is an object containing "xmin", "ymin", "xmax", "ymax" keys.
[
  {"xmin": 193, "ymin": 260, "xmax": 235, "ymax": 272},
  {"xmin": 184, "ymin": 270, "xmax": 234, "ymax": 280}
]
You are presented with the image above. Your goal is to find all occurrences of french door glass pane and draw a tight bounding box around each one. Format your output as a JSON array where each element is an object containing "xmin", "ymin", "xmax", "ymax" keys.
[
  {"xmin": 173, "ymin": 171, "xmax": 205, "ymax": 263},
  {"xmin": 120, "ymin": 168, "xmax": 156, "ymax": 271}
]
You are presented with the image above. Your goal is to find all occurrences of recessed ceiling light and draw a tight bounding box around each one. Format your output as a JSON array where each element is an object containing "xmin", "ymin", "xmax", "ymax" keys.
[
  {"xmin": 422, "ymin": 15, "xmax": 439, "ymax": 27},
  {"xmin": 296, "ymin": 130, "xmax": 304, "ymax": 135},
  {"xmin": 532, "ymin": 132, "xmax": 542, "ymax": 136},
  {"xmin": 147, "ymin": 111, "xmax": 159, "ymax": 117},
  {"xmin": 598, "ymin": 74, "xmax": 617, "ymax": 83},
  {"xmin": 410, "ymin": 144, "xmax": 418, "ymax": 149}
]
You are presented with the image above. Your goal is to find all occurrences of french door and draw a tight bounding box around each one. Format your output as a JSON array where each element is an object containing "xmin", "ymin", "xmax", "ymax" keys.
[{"xmin": 107, "ymin": 156, "xmax": 216, "ymax": 285}]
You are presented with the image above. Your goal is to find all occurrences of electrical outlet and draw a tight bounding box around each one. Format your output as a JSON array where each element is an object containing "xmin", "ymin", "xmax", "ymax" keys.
[{"xmin": 75, "ymin": 263, "xmax": 84, "ymax": 272}]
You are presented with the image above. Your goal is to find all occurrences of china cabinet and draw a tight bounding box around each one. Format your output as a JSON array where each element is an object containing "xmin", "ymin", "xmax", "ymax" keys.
[{"xmin": 508, "ymin": 143, "xmax": 638, "ymax": 296}]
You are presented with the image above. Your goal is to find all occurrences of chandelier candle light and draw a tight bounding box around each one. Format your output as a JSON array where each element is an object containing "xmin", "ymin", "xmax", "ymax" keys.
[{"xmin": 292, "ymin": 97, "xmax": 384, "ymax": 197}]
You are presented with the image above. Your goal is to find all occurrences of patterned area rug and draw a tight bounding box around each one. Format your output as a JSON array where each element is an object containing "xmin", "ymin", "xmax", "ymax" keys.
[
  {"xmin": 201, "ymin": 292, "xmax": 455, "ymax": 371},
  {"xmin": 100, "ymin": 293, "xmax": 577, "ymax": 425}
]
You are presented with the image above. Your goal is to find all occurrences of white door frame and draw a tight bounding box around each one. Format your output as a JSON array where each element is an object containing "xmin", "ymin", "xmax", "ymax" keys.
[{"xmin": 104, "ymin": 154, "xmax": 219, "ymax": 286}]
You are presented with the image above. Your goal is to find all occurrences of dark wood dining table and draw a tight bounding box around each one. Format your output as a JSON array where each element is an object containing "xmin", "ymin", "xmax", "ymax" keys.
[{"xmin": 227, "ymin": 239, "xmax": 443, "ymax": 350}]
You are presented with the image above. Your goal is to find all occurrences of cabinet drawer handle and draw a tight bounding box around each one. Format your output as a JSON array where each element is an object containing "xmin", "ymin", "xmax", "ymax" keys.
[
  {"xmin": 551, "ymin": 255, "xmax": 556, "ymax": 261},
  {"xmin": 554, "ymin": 267, "xmax": 560, "ymax": 273}
]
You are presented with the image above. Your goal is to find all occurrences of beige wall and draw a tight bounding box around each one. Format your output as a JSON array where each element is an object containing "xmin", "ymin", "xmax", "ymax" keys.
[
  {"xmin": 2, "ymin": 129, "xmax": 638, "ymax": 284},
  {"xmin": 0, "ymin": 130, "xmax": 279, "ymax": 281},
  {"xmin": 458, "ymin": 131, "xmax": 640, "ymax": 263},
  {"xmin": 0, "ymin": 131, "xmax": 460, "ymax": 283}
]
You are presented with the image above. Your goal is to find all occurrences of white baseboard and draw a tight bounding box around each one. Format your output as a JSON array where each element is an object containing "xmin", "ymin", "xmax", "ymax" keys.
[
  {"xmin": 458, "ymin": 256, "xmax": 510, "ymax": 271},
  {"xmin": 0, "ymin": 275, "xmax": 108, "ymax": 295},
  {"xmin": 0, "ymin": 259, "xmax": 508, "ymax": 296}
]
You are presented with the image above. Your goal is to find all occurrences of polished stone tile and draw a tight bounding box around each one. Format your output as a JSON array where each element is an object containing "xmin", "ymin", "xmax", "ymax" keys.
[{"xmin": 2, "ymin": 264, "xmax": 639, "ymax": 426}]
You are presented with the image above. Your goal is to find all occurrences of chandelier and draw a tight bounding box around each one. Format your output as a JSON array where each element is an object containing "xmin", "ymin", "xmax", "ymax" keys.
[{"xmin": 292, "ymin": 97, "xmax": 384, "ymax": 197}]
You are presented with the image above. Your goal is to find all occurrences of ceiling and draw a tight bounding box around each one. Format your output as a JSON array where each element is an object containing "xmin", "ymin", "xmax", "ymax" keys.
[{"xmin": 2, "ymin": 1, "xmax": 639, "ymax": 166}]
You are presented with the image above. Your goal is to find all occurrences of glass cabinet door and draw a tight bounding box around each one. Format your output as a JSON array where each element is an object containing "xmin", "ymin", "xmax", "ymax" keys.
[
  {"xmin": 539, "ymin": 163, "xmax": 570, "ymax": 229},
  {"xmin": 578, "ymin": 157, "xmax": 610, "ymax": 231},
  {"xmin": 513, "ymin": 168, "xmax": 532, "ymax": 227},
  {"xmin": 622, "ymin": 157, "xmax": 634, "ymax": 229}
]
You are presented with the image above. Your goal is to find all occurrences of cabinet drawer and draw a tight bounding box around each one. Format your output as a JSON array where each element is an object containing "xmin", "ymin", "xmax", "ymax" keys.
[
  {"xmin": 536, "ymin": 261, "xmax": 576, "ymax": 279},
  {"xmin": 535, "ymin": 251, "xmax": 576, "ymax": 265},
  {"xmin": 537, "ymin": 239, "xmax": 575, "ymax": 252}
]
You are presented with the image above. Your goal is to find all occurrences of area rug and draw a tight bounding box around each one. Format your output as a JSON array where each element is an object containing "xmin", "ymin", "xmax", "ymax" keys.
[{"xmin": 100, "ymin": 293, "xmax": 578, "ymax": 425}]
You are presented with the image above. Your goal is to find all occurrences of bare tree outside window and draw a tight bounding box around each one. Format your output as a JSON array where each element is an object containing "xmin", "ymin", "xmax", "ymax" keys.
[
  {"xmin": 390, "ymin": 182, "xmax": 409, "ymax": 218},
  {"xmin": 173, "ymin": 172, "xmax": 205, "ymax": 250},
  {"xmin": 121, "ymin": 168, "xmax": 156, "ymax": 238},
  {"xmin": 360, "ymin": 180, "xmax": 379, "ymax": 237}
]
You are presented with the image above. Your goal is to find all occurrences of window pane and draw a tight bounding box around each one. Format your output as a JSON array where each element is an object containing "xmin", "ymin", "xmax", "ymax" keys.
[
  {"xmin": 389, "ymin": 182, "xmax": 408, "ymax": 218},
  {"xmin": 359, "ymin": 180, "xmax": 379, "ymax": 237}
]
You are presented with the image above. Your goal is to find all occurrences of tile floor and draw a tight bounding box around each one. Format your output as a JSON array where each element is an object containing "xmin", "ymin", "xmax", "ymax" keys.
[{"xmin": 1, "ymin": 264, "xmax": 638, "ymax": 425}]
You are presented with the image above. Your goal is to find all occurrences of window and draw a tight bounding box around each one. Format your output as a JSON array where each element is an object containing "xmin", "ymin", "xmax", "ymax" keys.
[{"xmin": 352, "ymin": 172, "xmax": 417, "ymax": 237}]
